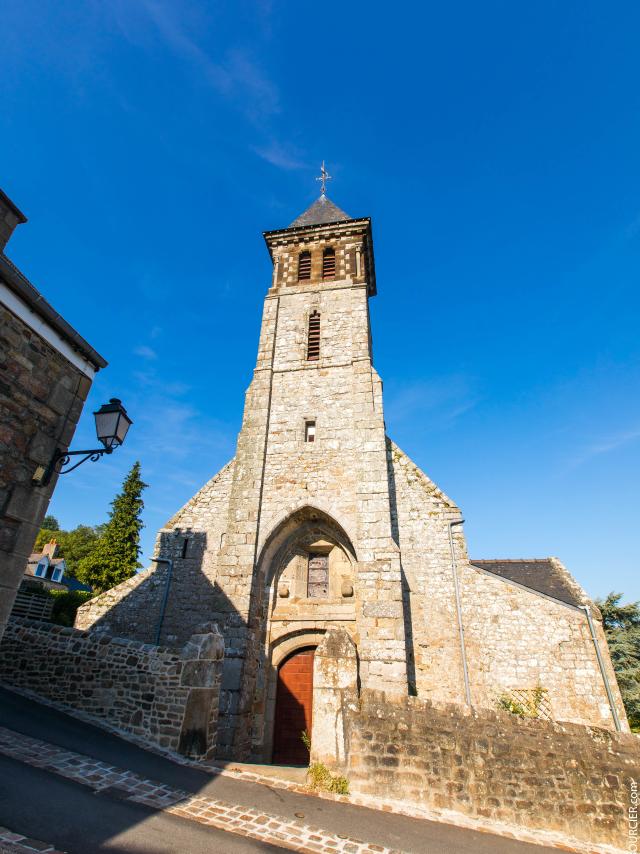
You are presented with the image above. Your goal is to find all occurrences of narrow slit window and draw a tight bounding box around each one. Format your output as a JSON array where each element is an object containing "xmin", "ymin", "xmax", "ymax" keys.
[
  {"xmin": 298, "ymin": 251, "xmax": 311, "ymax": 281},
  {"xmin": 307, "ymin": 311, "xmax": 320, "ymax": 360},
  {"xmin": 322, "ymin": 247, "xmax": 335, "ymax": 279},
  {"xmin": 307, "ymin": 553, "xmax": 328, "ymax": 598},
  {"xmin": 305, "ymin": 421, "xmax": 316, "ymax": 443},
  {"xmin": 181, "ymin": 538, "xmax": 189, "ymax": 559}
]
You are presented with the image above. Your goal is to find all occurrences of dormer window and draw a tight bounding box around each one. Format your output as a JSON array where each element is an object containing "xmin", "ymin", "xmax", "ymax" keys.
[
  {"xmin": 298, "ymin": 251, "xmax": 311, "ymax": 281},
  {"xmin": 307, "ymin": 311, "xmax": 320, "ymax": 360},
  {"xmin": 322, "ymin": 247, "xmax": 335, "ymax": 279}
]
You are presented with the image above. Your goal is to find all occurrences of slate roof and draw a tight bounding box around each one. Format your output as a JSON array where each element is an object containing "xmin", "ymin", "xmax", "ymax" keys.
[
  {"xmin": 289, "ymin": 195, "xmax": 351, "ymax": 228},
  {"xmin": 65, "ymin": 577, "xmax": 93, "ymax": 593},
  {"xmin": 470, "ymin": 558, "xmax": 589, "ymax": 608}
]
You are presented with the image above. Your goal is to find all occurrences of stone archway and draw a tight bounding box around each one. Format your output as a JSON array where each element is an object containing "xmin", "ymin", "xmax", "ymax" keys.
[{"xmin": 249, "ymin": 506, "xmax": 359, "ymax": 763}]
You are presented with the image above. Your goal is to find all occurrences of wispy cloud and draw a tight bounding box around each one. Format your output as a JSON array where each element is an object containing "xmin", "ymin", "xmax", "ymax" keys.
[
  {"xmin": 133, "ymin": 344, "xmax": 158, "ymax": 360},
  {"xmin": 570, "ymin": 426, "xmax": 640, "ymax": 468},
  {"xmin": 253, "ymin": 140, "xmax": 306, "ymax": 170},
  {"xmin": 385, "ymin": 375, "xmax": 480, "ymax": 428},
  {"xmin": 113, "ymin": 1, "xmax": 279, "ymax": 122}
]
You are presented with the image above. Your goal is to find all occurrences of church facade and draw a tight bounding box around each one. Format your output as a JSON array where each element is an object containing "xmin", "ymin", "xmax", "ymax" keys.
[{"xmin": 77, "ymin": 193, "xmax": 628, "ymax": 762}]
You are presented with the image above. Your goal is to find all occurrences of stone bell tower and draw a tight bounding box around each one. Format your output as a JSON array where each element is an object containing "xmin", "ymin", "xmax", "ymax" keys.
[
  {"xmin": 77, "ymin": 180, "xmax": 629, "ymax": 763},
  {"xmin": 211, "ymin": 191, "xmax": 409, "ymax": 758}
]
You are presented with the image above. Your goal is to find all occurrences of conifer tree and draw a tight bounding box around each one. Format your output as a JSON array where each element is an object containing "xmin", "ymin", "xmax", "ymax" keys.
[
  {"xmin": 595, "ymin": 592, "xmax": 640, "ymax": 731},
  {"xmin": 77, "ymin": 462, "xmax": 147, "ymax": 592}
]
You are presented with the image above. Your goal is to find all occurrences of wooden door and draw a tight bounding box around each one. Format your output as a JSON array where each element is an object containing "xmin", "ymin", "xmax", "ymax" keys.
[{"xmin": 272, "ymin": 648, "xmax": 314, "ymax": 765}]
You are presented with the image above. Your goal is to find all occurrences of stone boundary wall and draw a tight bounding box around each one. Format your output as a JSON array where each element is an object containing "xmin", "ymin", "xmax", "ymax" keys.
[
  {"xmin": 0, "ymin": 618, "xmax": 224, "ymax": 759},
  {"xmin": 346, "ymin": 689, "xmax": 640, "ymax": 848}
]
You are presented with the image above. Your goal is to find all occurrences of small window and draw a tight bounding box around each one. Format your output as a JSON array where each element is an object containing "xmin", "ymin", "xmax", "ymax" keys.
[
  {"xmin": 52, "ymin": 569, "xmax": 62, "ymax": 582},
  {"xmin": 322, "ymin": 247, "xmax": 335, "ymax": 279},
  {"xmin": 181, "ymin": 538, "xmax": 189, "ymax": 559},
  {"xmin": 298, "ymin": 251, "xmax": 311, "ymax": 281},
  {"xmin": 34, "ymin": 564, "xmax": 44, "ymax": 577},
  {"xmin": 307, "ymin": 553, "xmax": 328, "ymax": 598},
  {"xmin": 307, "ymin": 311, "xmax": 320, "ymax": 361},
  {"xmin": 305, "ymin": 421, "xmax": 316, "ymax": 443}
]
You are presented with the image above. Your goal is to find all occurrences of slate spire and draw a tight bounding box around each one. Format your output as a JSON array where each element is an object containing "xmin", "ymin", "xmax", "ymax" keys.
[{"xmin": 289, "ymin": 194, "xmax": 351, "ymax": 228}]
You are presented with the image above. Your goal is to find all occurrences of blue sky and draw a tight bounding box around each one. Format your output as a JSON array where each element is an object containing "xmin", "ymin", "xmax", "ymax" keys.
[{"xmin": 2, "ymin": 1, "xmax": 639, "ymax": 601}]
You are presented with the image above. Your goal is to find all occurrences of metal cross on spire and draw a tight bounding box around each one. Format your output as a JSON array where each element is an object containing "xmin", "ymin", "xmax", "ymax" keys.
[{"xmin": 315, "ymin": 160, "xmax": 332, "ymax": 195}]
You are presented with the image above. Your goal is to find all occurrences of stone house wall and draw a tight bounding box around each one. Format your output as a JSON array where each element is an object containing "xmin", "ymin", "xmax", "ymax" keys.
[
  {"xmin": 0, "ymin": 618, "xmax": 224, "ymax": 759},
  {"xmin": 0, "ymin": 189, "xmax": 104, "ymax": 644},
  {"xmin": 346, "ymin": 689, "xmax": 639, "ymax": 848},
  {"xmin": 0, "ymin": 302, "xmax": 92, "ymax": 640}
]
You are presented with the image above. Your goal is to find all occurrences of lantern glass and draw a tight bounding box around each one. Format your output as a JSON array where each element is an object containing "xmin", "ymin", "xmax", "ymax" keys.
[{"xmin": 94, "ymin": 399, "xmax": 132, "ymax": 450}]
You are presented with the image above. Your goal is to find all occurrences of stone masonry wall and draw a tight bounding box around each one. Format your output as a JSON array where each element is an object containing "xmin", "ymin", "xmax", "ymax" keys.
[
  {"xmin": 0, "ymin": 302, "xmax": 92, "ymax": 642},
  {"xmin": 0, "ymin": 618, "xmax": 224, "ymax": 759},
  {"xmin": 386, "ymin": 438, "xmax": 468, "ymax": 701},
  {"xmin": 346, "ymin": 689, "xmax": 640, "ymax": 848},
  {"xmin": 207, "ymin": 217, "xmax": 408, "ymax": 759},
  {"xmin": 460, "ymin": 564, "xmax": 628, "ymax": 730},
  {"xmin": 75, "ymin": 460, "xmax": 235, "ymax": 646},
  {"xmin": 387, "ymin": 438, "xmax": 625, "ymax": 730}
]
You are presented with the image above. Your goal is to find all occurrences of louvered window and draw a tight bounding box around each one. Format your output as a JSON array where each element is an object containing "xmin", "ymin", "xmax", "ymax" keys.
[
  {"xmin": 298, "ymin": 251, "xmax": 311, "ymax": 281},
  {"xmin": 322, "ymin": 247, "xmax": 335, "ymax": 279},
  {"xmin": 307, "ymin": 311, "xmax": 320, "ymax": 361}
]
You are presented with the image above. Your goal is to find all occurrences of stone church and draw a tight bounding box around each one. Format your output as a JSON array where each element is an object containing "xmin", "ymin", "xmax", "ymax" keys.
[{"xmin": 77, "ymin": 190, "xmax": 627, "ymax": 763}]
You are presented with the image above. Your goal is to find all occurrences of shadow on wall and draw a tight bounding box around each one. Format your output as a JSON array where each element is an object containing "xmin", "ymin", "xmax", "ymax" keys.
[
  {"xmin": 385, "ymin": 445, "xmax": 417, "ymax": 694},
  {"xmin": 80, "ymin": 530, "xmax": 222, "ymax": 647},
  {"xmin": 76, "ymin": 529, "xmax": 250, "ymax": 760}
]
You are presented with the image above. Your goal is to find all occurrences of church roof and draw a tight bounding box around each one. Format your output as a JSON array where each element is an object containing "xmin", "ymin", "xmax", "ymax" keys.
[
  {"xmin": 470, "ymin": 558, "xmax": 590, "ymax": 608},
  {"xmin": 289, "ymin": 194, "xmax": 351, "ymax": 228}
]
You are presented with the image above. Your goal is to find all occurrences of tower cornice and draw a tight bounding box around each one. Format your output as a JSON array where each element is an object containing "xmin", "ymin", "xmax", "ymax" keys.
[{"xmin": 263, "ymin": 217, "xmax": 376, "ymax": 296}]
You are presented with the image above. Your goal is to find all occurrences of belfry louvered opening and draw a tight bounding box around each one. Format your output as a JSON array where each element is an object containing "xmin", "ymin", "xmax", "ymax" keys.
[
  {"xmin": 322, "ymin": 247, "xmax": 335, "ymax": 279},
  {"xmin": 298, "ymin": 251, "xmax": 311, "ymax": 281},
  {"xmin": 307, "ymin": 311, "xmax": 320, "ymax": 361}
]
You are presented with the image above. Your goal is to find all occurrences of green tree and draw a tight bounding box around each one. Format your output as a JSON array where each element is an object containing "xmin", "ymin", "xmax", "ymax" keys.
[
  {"xmin": 42, "ymin": 514, "xmax": 60, "ymax": 531},
  {"xmin": 34, "ymin": 523, "xmax": 104, "ymax": 579},
  {"xmin": 76, "ymin": 462, "xmax": 147, "ymax": 592},
  {"xmin": 595, "ymin": 592, "xmax": 640, "ymax": 731}
]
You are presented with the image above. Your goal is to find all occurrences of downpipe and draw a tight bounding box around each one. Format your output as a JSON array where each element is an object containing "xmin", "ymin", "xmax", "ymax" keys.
[
  {"xmin": 580, "ymin": 604, "xmax": 622, "ymax": 732},
  {"xmin": 448, "ymin": 518, "xmax": 472, "ymax": 706},
  {"xmin": 152, "ymin": 557, "xmax": 174, "ymax": 646}
]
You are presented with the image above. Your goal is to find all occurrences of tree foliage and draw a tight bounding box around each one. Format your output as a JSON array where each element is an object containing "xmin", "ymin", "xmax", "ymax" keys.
[
  {"xmin": 42, "ymin": 514, "xmax": 60, "ymax": 531},
  {"xmin": 595, "ymin": 592, "xmax": 640, "ymax": 731},
  {"xmin": 34, "ymin": 523, "xmax": 104, "ymax": 579},
  {"xmin": 76, "ymin": 462, "xmax": 147, "ymax": 593},
  {"xmin": 48, "ymin": 590, "xmax": 94, "ymax": 627}
]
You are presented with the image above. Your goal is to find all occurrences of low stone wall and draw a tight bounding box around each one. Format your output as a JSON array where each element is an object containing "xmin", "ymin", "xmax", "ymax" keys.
[
  {"xmin": 0, "ymin": 618, "xmax": 224, "ymax": 759},
  {"xmin": 346, "ymin": 689, "xmax": 639, "ymax": 848}
]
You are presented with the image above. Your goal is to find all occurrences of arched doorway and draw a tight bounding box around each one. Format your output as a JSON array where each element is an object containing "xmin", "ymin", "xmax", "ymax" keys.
[{"xmin": 272, "ymin": 647, "xmax": 315, "ymax": 765}]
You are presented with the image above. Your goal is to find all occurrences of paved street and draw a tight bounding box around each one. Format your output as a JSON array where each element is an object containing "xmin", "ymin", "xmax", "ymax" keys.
[
  {"xmin": 0, "ymin": 753, "xmax": 281, "ymax": 853},
  {"xmin": 0, "ymin": 688, "xmax": 563, "ymax": 853}
]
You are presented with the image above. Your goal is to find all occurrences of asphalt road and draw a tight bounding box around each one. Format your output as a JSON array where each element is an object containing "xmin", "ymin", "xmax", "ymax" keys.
[
  {"xmin": 0, "ymin": 753, "xmax": 281, "ymax": 854},
  {"xmin": 0, "ymin": 687, "xmax": 561, "ymax": 853}
]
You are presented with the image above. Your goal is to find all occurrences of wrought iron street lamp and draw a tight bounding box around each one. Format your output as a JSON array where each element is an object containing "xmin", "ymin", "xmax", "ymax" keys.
[{"xmin": 34, "ymin": 398, "xmax": 132, "ymax": 487}]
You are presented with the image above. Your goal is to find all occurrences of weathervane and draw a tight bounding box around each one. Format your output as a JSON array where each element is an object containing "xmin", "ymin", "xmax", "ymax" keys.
[{"xmin": 315, "ymin": 160, "xmax": 332, "ymax": 195}]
